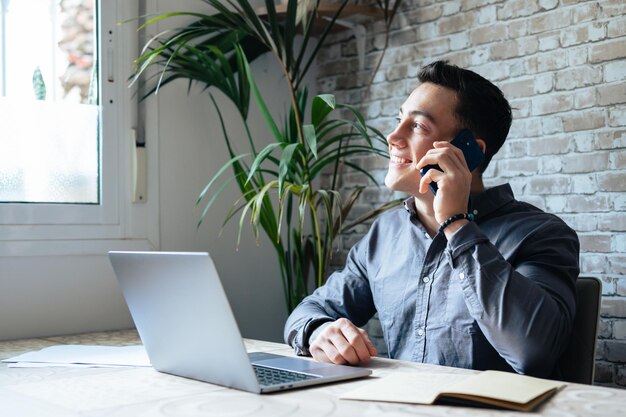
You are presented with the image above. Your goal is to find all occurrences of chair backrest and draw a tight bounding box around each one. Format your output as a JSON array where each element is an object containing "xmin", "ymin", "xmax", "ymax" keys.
[{"xmin": 558, "ymin": 277, "xmax": 602, "ymax": 384}]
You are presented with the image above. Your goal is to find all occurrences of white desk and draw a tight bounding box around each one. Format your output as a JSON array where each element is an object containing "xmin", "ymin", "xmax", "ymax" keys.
[{"xmin": 1, "ymin": 330, "xmax": 624, "ymax": 417}]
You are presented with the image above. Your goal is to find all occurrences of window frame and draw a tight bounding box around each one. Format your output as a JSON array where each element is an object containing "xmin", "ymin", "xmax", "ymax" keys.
[{"xmin": 0, "ymin": 0, "xmax": 157, "ymax": 256}]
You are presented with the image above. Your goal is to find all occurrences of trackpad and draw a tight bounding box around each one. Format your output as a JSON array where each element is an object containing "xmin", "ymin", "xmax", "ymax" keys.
[{"xmin": 250, "ymin": 353, "xmax": 362, "ymax": 377}]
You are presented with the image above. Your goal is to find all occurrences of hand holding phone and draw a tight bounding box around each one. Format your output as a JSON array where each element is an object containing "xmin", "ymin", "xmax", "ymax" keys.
[{"xmin": 419, "ymin": 129, "xmax": 484, "ymax": 195}]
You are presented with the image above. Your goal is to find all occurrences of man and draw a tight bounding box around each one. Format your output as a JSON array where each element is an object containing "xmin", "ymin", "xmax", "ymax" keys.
[{"xmin": 284, "ymin": 61, "xmax": 580, "ymax": 378}]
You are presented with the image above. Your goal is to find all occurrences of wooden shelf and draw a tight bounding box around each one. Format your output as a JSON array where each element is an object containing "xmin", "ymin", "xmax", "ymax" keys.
[
  {"xmin": 255, "ymin": 3, "xmax": 384, "ymax": 69},
  {"xmin": 256, "ymin": 3, "xmax": 384, "ymax": 33}
]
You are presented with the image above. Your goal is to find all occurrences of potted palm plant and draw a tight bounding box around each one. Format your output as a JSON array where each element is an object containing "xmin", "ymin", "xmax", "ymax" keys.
[{"xmin": 132, "ymin": 0, "xmax": 402, "ymax": 312}]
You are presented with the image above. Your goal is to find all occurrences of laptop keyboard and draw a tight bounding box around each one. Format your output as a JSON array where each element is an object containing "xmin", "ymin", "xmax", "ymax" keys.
[{"xmin": 253, "ymin": 365, "xmax": 320, "ymax": 387}]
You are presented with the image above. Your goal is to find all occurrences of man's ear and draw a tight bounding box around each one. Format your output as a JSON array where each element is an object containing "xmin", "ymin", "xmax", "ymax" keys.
[{"xmin": 476, "ymin": 138, "xmax": 487, "ymax": 153}]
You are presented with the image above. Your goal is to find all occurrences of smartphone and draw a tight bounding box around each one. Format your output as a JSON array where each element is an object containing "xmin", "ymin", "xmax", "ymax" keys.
[{"xmin": 419, "ymin": 129, "xmax": 484, "ymax": 195}]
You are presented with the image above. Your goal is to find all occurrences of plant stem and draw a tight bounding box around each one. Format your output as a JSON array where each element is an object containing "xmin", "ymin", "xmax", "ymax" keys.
[{"xmin": 308, "ymin": 195, "xmax": 324, "ymax": 288}]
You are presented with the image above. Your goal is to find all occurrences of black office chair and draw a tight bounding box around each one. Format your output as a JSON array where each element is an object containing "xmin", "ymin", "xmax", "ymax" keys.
[{"xmin": 557, "ymin": 277, "xmax": 602, "ymax": 384}]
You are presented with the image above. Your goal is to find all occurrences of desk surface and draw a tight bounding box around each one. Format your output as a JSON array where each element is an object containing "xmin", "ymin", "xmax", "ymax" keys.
[{"xmin": 1, "ymin": 330, "xmax": 624, "ymax": 417}]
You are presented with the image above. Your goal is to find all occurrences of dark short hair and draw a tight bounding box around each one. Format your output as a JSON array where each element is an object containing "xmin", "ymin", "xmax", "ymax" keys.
[{"xmin": 417, "ymin": 61, "xmax": 512, "ymax": 173}]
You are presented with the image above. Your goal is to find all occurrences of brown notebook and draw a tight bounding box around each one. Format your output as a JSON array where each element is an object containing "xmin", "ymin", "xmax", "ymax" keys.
[{"xmin": 340, "ymin": 370, "xmax": 565, "ymax": 412}]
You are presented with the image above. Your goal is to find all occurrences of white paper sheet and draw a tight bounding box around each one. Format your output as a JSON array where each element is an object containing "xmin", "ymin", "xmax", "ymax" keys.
[{"xmin": 2, "ymin": 345, "xmax": 151, "ymax": 368}]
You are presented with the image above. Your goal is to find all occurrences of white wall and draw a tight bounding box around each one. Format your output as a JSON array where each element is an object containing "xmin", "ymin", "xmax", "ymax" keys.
[
  {"xmin": 152, "ymin": 53, "xmax": 292, "ymax": 342},
  {"xmin": 148, "ymin": 0, "xmax": 300, "ymax": 342},
  {"xmin": 0, "ymin": 256, "xmax": 133, "ymax": 339}
]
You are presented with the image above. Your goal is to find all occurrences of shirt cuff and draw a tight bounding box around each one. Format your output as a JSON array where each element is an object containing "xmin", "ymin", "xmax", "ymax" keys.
[
  {"xmin": 308, "ymin": 321, "xmax": 333, "ymax": 346},
  {"xmin": 445, "ymin": 221, "xmax": 489, "ymax": 262},
  {"xmin": 299, "ymin": 317, "xmax": 334, "ymax": 356}
]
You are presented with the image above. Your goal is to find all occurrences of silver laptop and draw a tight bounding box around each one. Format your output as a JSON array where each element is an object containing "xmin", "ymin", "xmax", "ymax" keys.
[{"xmin": 108, "ymin": 251, "xmax": 371, "ymax": 393}]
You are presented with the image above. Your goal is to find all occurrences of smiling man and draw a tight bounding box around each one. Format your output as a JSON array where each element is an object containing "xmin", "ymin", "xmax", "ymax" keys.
[{"xmin": 284, "ymin": 61, "xmax": 580, "ymax": 378}]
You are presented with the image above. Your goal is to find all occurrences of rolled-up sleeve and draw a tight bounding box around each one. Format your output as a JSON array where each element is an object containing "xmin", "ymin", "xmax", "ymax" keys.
[
  {"xmin": 444, "ymin": 219, "xmax": 579, "ymax": 377},
  {"xmin": 284, "ymin": 234, "xmax": 377, "ymax": 356}
]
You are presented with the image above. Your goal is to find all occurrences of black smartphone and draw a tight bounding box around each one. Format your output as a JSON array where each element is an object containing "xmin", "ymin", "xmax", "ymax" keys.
[{"xmin": 419, "ymin": 129, "xmax": 484, "ymax": 195}]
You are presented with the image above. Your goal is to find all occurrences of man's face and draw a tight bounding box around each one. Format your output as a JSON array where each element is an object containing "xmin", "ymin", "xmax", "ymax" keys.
[{"xmin": 384, "ymin": 82, "xmax": 460, "ymax": 196}]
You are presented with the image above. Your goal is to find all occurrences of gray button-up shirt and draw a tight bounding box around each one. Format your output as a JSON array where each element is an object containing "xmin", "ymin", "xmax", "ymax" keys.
[{"xmin": 284, "ymin": 184, "xmax": 579, "ymax": 377}]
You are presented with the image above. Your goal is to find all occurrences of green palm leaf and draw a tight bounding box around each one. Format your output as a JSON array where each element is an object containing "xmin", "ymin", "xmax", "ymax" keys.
[
  {"xmin": 311, "ymin": 94, "xmax": 336, "ymax": 127},
  {"xmin": 278, "ymin": 143, "xmax": 301, "ymax": 195},
  {"xmin": 303, "ymin": 124, "xmax": 318, "ymax": 159}
]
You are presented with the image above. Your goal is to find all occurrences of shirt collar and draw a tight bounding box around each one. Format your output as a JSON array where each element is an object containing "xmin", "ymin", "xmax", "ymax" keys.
[
  {"xmin": 468, "ymin": 183, "xmax": 515, "ymax": 220},
  {"xmin": 403, "ymin": 197, "xmax": 418, "ymax": 217},
  {"xmin": 402, "ymin": 183, "xmax": 515, "ymax": 220}
]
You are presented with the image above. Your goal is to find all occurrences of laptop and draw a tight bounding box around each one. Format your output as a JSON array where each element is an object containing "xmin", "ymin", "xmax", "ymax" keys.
[{"xmin": 108, "ymin": 251, "xmax": 371, "ymax": 393}]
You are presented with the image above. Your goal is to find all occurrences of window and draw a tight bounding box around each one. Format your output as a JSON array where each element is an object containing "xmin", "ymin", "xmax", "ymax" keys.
[
  {"xmin": 0, "ymin": 0, "xmax": 155, "ymax": 255},
  {"xmin": 0, "ymin": 0, "xmax": 99, "ymax": 204}
]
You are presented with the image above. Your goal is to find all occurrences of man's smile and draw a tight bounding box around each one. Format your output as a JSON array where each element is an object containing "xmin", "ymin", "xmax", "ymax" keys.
[{"xmin": 390, "ymin": 154, "xmax": 413, "ymax": 164}]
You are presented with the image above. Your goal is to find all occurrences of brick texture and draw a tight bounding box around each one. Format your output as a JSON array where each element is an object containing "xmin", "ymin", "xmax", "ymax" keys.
[{"xmin": 316, "ymin": 0, "xmax": 626, "ymax": 388}]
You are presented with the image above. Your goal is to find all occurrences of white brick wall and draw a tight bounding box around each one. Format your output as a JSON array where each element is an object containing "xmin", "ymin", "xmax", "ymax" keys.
[{"xmin": 317, "ymin": 0, "xmax": 626, "ymax": 387}]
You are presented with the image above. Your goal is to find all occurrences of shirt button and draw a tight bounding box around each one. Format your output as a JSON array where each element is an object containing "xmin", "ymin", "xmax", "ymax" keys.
[
  {"xmin": 473, "ymin": 209, "xmax": 478, "ymax": 215},
  {"xmin": 424, "ymin": 232, "xmax": 430, "ymax": 239},
  {"xmin": 459, "ymin": 272, "xmax": 465, "ymax": 280},
  {"xmin": 417, "ymin": 328, "xmax": 425, "ymax": 336},
  {"xmin": 422, "ymin": 276, "xmax": 431, "ymax": 284}
]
